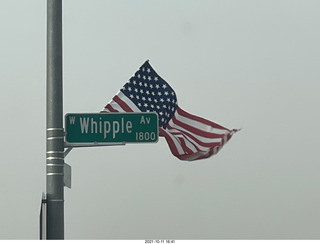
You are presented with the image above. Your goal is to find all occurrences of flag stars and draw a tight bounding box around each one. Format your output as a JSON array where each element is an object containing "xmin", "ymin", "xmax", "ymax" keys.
[{"xmin": 122, "ymin": 62, "xmax": 178, "ymax": 127}]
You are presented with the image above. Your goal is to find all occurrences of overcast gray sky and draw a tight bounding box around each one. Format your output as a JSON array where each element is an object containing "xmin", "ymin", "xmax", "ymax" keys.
[{"xmin": 1, "ymin": 0, "xmax": 320, "ymax": 240}]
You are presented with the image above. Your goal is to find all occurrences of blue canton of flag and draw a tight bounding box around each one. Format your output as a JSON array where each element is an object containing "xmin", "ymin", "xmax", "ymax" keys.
[{"xmin": 121, "ymin": 62, "xmax": 178, "ymax": 129}]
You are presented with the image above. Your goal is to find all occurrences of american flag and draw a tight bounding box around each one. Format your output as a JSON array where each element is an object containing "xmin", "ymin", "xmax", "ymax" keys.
[{"xmin": 102, "ymin": 60, "xmax": 238, "ymax": 161}]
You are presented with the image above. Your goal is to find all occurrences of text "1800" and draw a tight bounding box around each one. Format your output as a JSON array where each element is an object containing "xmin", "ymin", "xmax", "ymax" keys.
[{"xmin": 135, "ymin": 132, "xmax": 157, "ymax": 141}]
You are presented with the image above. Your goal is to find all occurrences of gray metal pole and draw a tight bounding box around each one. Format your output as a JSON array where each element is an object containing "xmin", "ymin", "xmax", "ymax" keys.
[{"xmin": 46, "ymin": 0, "xmax": 64, "ymax": 239}]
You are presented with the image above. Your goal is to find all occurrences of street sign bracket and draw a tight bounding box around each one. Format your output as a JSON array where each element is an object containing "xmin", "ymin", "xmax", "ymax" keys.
[
  {"xmin": 64, "ymin": 142, "xmax": 126, "ymax": 157},
  {"xmin": 64, "ymin": 147, "xmax": 73, "ymax": 157}
]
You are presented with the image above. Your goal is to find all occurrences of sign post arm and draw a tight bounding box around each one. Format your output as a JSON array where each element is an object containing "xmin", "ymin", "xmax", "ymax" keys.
[{"xmin": 64, "ymin": 147, "xmax": 73, "ymax": 157}]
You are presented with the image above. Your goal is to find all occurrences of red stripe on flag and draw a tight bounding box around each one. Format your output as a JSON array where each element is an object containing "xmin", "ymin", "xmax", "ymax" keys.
[
  {"xmin": 160, "ymin": 128, "xmax": 202, "ymax": 161},
  {"xmin": 195, "ymin": 148, "xmax": 214, "ymax": 160},
  {"xmin": 167, "ymin": 124, "xmax": 222, "ymax": 148},
  {"xmin": 176, "ymin": 107, "xmax": 230, "ymax": 131},
  {"xmin": 104, "ymin": 103, "xmax": 118, "ymax": 112},
  {"xmin": 166, "ymin": 128, "xmax": 222, "ymax": 160},
  {"xmin": 170, "ymin": 115, "xmax": 226, "ymax": 139},
  {"xmin": 159, "ymin": 128, "xmax": 180, "ymax": 157},
  {"xmin": 113, "ymin": 95, "xmax": 134, "ymax": 112},
  {"xmin": 177, "ymin": 136, "xmax": 195, "ymax": 156},
  {"xmin": 159, "ymin": 128, "xmax": 189, "ymax": 160}
]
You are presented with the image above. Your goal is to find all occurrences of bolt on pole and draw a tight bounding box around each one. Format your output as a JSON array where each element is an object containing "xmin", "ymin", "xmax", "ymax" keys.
[{"xmin": 46, "ymin": 0, "xmax": 64, "ymax": 239}]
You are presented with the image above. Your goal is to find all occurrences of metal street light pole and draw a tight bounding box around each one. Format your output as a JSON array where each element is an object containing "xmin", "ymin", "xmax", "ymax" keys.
[{"xmin": 46, "ymin": 0, "xmax": 64, "ymax": 239}]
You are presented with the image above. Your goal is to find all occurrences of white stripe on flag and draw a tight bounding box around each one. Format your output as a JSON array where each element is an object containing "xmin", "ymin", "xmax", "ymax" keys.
[
  {"xmin": 108, "ymin": 101, "xmax": 124, "ymax": 112},
  {"xmin": 175, "ymin": 108, "xmax": 229, "ymax": 135},
  {"xmin": 102, "ymin": 91, "xmax": 141, "ymax": 113},
  {"xmin": 161, "ymin": 129, "xmax": 185, "ymax": 156},
  {"xmin": 175, "ymin": 133, "xmax": 199, "ymax": 153},
  {"xmin": 167, "ymin": 120, "xmax": 223, "ymax": 144},
  {"xmin": 117, "ymin": 91, "xmax": 141, "ymax": 112},
  {"xmin": 166, "ymin": 128, "xmax": 221, "ymax": 152}
]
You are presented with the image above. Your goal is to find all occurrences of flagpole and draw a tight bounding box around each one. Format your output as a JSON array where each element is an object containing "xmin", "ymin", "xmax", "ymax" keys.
[{"xmin": 46, "ymin": 0, "xmax": 64, "ymax": 239}]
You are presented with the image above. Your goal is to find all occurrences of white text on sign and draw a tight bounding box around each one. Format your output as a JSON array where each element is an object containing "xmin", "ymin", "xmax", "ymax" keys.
[
  {"xmin": 71, "ymin": 115, "xmax": 154, "ymax": 139},
  {"xmin": 78, "ymin": 117, "xmax": 132, "ymax": 139}
]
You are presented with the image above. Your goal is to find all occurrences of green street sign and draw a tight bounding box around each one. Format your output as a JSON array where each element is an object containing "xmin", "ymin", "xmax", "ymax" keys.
[{"xmin": 65, "ymin": 113, "xmax": 158, "ymax": 146}]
